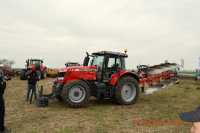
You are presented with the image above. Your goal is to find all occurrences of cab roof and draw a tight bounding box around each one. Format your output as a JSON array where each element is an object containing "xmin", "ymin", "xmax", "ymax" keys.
[
  {"xmin": 92, "ymin": 51, "xmax": 128, "ymax": 58},
  {"xmin": 27, "ymin": 59, "xmax": 43, "ymax": 61}
]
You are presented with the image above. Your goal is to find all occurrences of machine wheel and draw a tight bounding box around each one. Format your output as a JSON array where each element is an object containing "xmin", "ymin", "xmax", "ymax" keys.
[
  {"xmin": 115, "ymin": 76, "xmax": 139, "ymax": 105},
  {"xmin": 20, "ymin": 69, "xmax": 27, "ymax": 80},
  {"xmin": 61, "ymin": 80, "xmax": 90, "ymax": 108}
]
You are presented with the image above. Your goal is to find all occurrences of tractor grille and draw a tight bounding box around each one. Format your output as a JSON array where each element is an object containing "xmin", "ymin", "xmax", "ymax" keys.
[{"xmin": 58, "ymin": 72, "xmax": 65, "ymax": 77}]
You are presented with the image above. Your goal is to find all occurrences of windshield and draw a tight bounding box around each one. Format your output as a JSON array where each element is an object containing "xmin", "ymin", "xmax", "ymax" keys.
[
  {"xmin": 30, "ymin": 60, "xmax": 42, "ymax": 65},
  {"xmin": 90, "ymin": 56, "xmax": 104, "ymax": 68}
]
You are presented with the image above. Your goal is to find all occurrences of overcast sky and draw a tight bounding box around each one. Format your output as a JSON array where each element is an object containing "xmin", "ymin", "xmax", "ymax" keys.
[{"xmin": 0, "ymin": 0, "xmax": 199, "ymax": 69}]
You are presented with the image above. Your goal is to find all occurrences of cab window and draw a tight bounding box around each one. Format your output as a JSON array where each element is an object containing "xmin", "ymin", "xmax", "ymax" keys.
[
  {"xmin": 107, "ymin": 57, "xmax": 122, "ymax": 69},
  {"xmin": 108, "ymin": 58, "xmax": 115, "ymax": 68},
  {"xmin": 90, "ymin": 56, "xmax": 104, "ymax": 68}
]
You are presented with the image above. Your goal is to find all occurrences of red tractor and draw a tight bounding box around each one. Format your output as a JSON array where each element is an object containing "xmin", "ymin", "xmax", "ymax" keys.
[
  {"xmin": 52, "ymin": 51, "xmax": 140, "ymax": 108},
  {"xmin": 20, "ymin": 59, "xmax": 47, "ymax": 80},
  {"xmin": 0, "ymin": 64, "xmax": 13, "ymax": 80}
]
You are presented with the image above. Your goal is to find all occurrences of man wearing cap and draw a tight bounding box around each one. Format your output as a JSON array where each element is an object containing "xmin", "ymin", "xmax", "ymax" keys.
[
  {"xmin": 180, "ymin": 107, "xmax": 200, "ymax": 133},
  {"xmin": 26, "ymin": 65, "xmax": 39, "ymax": 104}
]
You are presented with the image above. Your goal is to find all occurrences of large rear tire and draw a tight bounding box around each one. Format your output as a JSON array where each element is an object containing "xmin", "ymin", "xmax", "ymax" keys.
[
  {"xmin": 115, "ymin": 76, "xmax": 139, "ymax": 105},
  {"xmin": 61, "ymin": 80, "xmax": 90, "ymax": 108}
]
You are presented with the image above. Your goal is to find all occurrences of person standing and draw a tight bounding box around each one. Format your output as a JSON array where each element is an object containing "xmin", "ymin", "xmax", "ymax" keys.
[
  {"xmin": 26, "ymin": 66, "xmax": 39, "ymax": 104},
  {"xmin": 0, "ymin": 70, "xmax": 8, "ymax": 133}
]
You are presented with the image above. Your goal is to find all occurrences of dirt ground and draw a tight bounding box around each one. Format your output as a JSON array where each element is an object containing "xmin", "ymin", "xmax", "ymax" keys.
[{"xmin": 4, "ymin": 78, "xmax": 200, "ymax": 133}]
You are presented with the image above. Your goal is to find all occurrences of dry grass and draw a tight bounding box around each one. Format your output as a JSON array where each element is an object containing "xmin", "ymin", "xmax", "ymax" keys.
[{"xmin": 4, "ymin": 78, "xmax": 200, "ymax": 133}]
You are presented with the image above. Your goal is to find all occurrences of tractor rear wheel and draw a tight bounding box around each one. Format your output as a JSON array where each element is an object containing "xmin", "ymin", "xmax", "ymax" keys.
[
  {"xmin": 61, "ymin": 80, "xmax": 90, "ymax": 108},
  {"xmin": 115, "ymin": 76, "xmax": 139, "ymax": 105}
]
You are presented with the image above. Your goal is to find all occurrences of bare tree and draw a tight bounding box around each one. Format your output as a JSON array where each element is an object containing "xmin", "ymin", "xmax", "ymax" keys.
[{"xmin": 0, "ymin": 59, "xmax": 15, "ymax": 67}]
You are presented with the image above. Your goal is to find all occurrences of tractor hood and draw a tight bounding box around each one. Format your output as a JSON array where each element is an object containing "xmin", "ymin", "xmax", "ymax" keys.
[
  {"xmin": 58, "ymin": 66, "xmax": 97, "ymax": 73},
  {"xmin": 65, "ymin": 66, "xmax": 97, "ymax": 72},
  {"xmin": 55, "ymin": 65, "xmax": 97, "ymax": 84}
]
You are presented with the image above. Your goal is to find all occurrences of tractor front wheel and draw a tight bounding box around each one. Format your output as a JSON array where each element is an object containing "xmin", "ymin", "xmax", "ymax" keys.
[
  {"xmin": 62, "ymin": 80, "xmax": 90, "ymax": 108},
  {"xmin": 115, "ymin": 76, "xmax": 139, "ymax": 105}
]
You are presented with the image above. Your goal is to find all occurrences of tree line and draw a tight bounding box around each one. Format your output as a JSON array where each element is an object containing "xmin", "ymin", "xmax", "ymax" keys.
[{"xmin": 0, "ymin": 59, "xmax": 15, "ymax": 67}]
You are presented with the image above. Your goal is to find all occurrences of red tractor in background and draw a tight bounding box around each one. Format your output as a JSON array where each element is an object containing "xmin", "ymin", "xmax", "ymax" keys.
[
  {"xmin": 0, "ymin": 64, "xmax": 13, "ymax": 80},
  {"xmin": 20, "ymin": 59, "xmax": 47, "ymax": 80},
  {"xmin": 52, "ymin": 51, "xmax": 140, "ymax": 108}
]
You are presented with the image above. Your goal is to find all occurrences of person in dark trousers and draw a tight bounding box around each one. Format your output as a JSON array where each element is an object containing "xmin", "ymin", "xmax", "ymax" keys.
[
  {"xmin": 26, "ymin": 66, "xmax": 39, "ymax": 104},
  {"xmin": 0, "ymin": 70, "xmax": 9, "ymax": 133}
]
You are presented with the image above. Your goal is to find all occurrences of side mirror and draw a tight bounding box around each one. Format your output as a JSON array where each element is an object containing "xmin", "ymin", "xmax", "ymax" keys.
[
  {"xmin": 86, "ymin": 52, "xmax": 89, "ymax": 56},
  {"xmin": 83, "ymin": 56, "xmax": 90, "ymax": 66},
  {"xmin": 83, "ymin": 52, "xmax": 90, "ymax": 66}
]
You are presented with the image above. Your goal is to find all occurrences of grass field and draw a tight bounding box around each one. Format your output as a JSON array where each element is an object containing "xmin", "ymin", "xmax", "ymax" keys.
[{"xmin": 4, "ymin": 78, "xmax": 200, "ymax": 133}]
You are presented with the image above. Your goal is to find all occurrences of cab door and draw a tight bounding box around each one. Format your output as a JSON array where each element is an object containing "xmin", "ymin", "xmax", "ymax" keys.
[{"xmin": 103, "ymin": 57, "xmax": 122, "ymax": 82}]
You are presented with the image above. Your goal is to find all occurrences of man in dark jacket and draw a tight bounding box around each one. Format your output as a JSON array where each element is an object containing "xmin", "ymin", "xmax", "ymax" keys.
[
  {"xmin": 0, "ymin": 70, "xmax": 7, "ymax": 133},
  {"xmin": 26, "ymin": 66, "xmax": 39, "ymax": 104}
]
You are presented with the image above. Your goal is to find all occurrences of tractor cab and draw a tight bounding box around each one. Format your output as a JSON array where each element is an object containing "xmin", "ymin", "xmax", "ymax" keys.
[
  {"xmin": 26, "ymin": 59, "xmax": 43, "ymax": 70},
  {"xmin": 20, "ymin": 59, "xmax": 47, "ymax": 80},
  {"xmin": 84, "ymin": 51, "xmax": 128, "ymax": 82}
]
